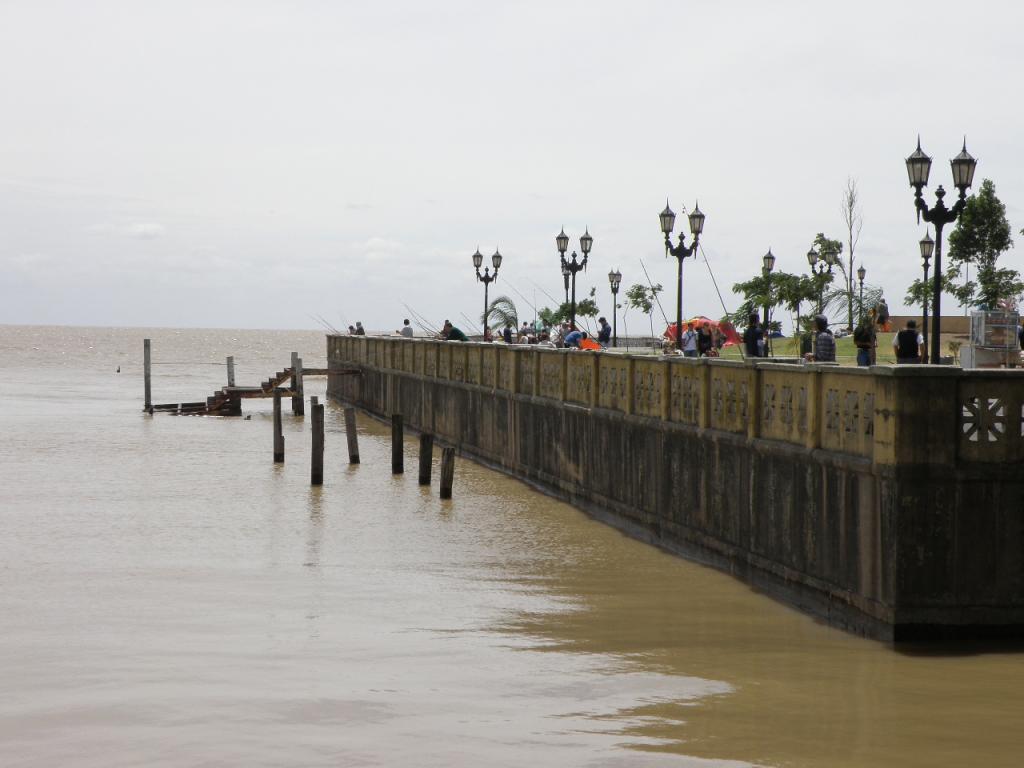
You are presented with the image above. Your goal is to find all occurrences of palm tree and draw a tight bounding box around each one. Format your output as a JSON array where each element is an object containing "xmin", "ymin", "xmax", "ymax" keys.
[{"xmin": 483, "ymin": 295, "xmax": 518, "ymax": 331}]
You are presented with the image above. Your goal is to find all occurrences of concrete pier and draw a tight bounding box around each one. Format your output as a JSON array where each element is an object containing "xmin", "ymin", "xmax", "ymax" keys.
[{"xmin": 327, "ymin": 335, "xmax": 1024, "ymax": 642}]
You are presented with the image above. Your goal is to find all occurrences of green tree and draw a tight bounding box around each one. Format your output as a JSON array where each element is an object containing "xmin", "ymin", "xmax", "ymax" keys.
[
  {"xmin": 536, "ymin": 290, "xmax": 601, "ymax": 332},
  {"xmin": 625, "ymin": 282, "xmax": 663, "ymax": 337},
  {"xmin": 947, "ymin": 178, "xmax": 1023, "ymax": 308}
]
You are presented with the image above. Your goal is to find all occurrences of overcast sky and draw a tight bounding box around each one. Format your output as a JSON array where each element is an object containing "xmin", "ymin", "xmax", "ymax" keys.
[{"xmin": 2, "ymin": 0, "xmax": 1022, "ymax": 333}]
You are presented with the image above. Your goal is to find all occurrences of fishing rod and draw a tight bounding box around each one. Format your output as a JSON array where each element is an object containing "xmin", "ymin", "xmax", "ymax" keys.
[
  {"xmin": 638, "ymin": 258, "xmax": 671, "ymax": 325},
  {"xmin": 402, "ymin": 303, "xmax": 439, "ymax": 336},
  {"xmin": 502, "ymin": 280, "xmax": 539, "ymax": 317},
  {"xmin": 524, "ymin": 277, "xmax": 562, "ymax": 308},
  {"xmin": 697, "ymin": 242, "xmax": 746, "ymax": 360},
  {"xmin": 459, "ymin": 311, "xmax": 482, "ymax": 335}
]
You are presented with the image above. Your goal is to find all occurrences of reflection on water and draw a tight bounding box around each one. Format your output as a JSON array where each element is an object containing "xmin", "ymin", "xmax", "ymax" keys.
[{"xmin": 0, "ymin": 326, "xmax": 1022, "ymax": 767}]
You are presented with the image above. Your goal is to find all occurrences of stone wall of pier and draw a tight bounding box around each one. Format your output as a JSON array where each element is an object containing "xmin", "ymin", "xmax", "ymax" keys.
[{"xmin": 327, "ymin": 335, "xmax": 1024, "ymax": 641}]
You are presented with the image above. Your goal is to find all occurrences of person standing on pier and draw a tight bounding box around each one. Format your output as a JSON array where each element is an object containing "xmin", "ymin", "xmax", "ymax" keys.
[
  {"xmin": 354, "ymin": 322, "xmax": 366, "ymax": 336},
  {"xmin": 743, "ymin": 314, "xmax": 765, "ymax": 358},
  {"xmin": 806, "ymin": 315, "xmax": 836, "ymax": 363},
  {"xmin": 502, "ymin": 324, "xmax": 513, "ymax": 344},
  {"xmin": 681, "ymin": 322, "xmax": 698, "ymax": 357},
  {"xmin": 596, "ymin": 317, "xmax": 611, "ymax": 346},
  {"xmin": 892, "ymin": 319, "xmax": 924, "ymax": 364},
  {"xmin": 399, "ymin": 319, "xmax": 414, "ymax": 338}
]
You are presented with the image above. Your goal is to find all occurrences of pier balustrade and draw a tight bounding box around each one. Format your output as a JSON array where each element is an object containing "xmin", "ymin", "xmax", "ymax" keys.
[{"xmin": 327, "ymin": 335, "xmax": 1024, "ymax": 466}]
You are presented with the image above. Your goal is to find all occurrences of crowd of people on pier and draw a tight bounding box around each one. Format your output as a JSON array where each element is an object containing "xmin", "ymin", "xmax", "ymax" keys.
[{"xmin": 345, "ymin": 304, "xmax": 1024, "ymax": 366}]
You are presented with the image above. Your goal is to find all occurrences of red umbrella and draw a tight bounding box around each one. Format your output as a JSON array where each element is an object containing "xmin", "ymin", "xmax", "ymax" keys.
[{"xmin": 664, "ymin": 317, "xmax": 741, "ymax": 347}]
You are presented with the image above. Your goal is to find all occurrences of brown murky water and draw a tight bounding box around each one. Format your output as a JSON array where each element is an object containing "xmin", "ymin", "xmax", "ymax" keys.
[{"xmin": 1, "ymin": 326, "xmax": 1021, "ymax": 767}]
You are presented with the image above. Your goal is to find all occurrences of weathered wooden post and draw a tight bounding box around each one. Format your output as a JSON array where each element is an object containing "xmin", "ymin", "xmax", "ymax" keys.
[
  {"xmin": 143, "ymin": 338, "xmax": 152, "ymax": 413},
  {"xmin": 418, "ymin": 433, "xmax": 434, "ymax": 485},
  {"xmin": 391, "ymin": 413, "xmax": 404, "ymax": 474},
  {"xmin": 344, "ymin": 407, "xmax": 360, "ymax": 464},
  {"xmin": 439, "ymin": 446, "xmax": 456, "ymax": 499},
  {"xmin": 311, "ymin": 396, "xmax": 324, "ymax": 485},
  {"xmin": 291, "ymin": 352, "xmax": 305, "ymax": 416},
  {"xmin": 226, "ymin": 355, "xmax": 236, "ymax": 387},
  {"xmin": 273, "ymin": 389, "xmax": 285, "ymax": 463}
]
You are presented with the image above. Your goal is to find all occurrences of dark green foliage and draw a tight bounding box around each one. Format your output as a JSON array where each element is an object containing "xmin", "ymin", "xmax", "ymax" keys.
[{"xmin": 946, "ymin": 179, "xmax": 1022, "ymax": 308}]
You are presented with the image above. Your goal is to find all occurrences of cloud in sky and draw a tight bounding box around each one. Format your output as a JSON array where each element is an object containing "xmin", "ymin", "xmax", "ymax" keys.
[
  {"xmin": 87, "ymin": 222, "xmax": 166, "ymax": 239},
  {"xmin": 0, "ymin": 0, "xmax": 1022, "ymax": 330}
]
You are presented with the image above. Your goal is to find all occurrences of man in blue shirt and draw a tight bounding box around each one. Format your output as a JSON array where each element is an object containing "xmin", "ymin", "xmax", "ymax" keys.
[{"xmin": 564, "ymin": 329, "xmax": 584, "ymax": 348}]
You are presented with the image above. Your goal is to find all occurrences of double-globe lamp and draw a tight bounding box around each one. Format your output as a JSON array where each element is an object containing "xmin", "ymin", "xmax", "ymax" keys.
[
  {"xmin": 660, "ymin": 200, "xmax": 705, "ymax": 351},
  {"xmin": 472, "ymin": 248, "xmax": 502, "ymax": 339},
  {"xmin": 905, "ymin": 137, "xmax": 977, "ymax": 364},
  {"xmin": 556, "ymin": 228, "xmax": 593, "ymax": 329}
]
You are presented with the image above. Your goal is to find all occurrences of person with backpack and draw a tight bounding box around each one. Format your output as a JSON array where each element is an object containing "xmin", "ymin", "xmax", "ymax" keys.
[{"xmin": 892, "ymin": 319, "xmax": 924, "ymax": 364}]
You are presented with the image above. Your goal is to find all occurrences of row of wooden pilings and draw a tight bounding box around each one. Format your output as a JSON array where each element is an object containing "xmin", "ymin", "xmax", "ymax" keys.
[{"xmin": 271, "ymin": 390, "xmax": 455, "ymax": 498}]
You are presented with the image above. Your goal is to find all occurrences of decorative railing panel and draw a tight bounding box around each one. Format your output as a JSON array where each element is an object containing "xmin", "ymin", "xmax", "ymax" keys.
[
  {"xmin": 450, "ymin": 344, "xmax": 467, "ymax": 382},
  {"xmin": 496, "ymin": 347, "xmax": 514, "ymax": 393},
  {"xmin": 437, "ymin": 343, "xmax": 451, "ymax": 379},
  {"xmin": 633, "ymin": 359, "xmax": 667, "ymax": 419},
  {"xmin": 465, "ymin": 345, "xmax": 481, "ymax": 385},
  {"xmin": 597, "ymin": 356, "xmax": 631, "ymax": 413},
  {"xmin": 478, "ymin": 346, "xmax": 496, "ymax": 388},
  {"xmin": 759, "ymin": 366, "xmax": 810, "ymax": 446},
  {"xmin": 708, "ymin": 363, "xmax": 753, "ymax": 435},
  {"xmin": 566, "ymin": 353, "xmax": 596, "ymax": 406},
  {"xmin": 668, "ymin": 360, "xmax": 703, "ymax": 426},
  {"xmin": 538, "ymin": 350, "xmax": 566, "ymax": 401},
  {"xmin": 958, "ymin": 376, "xmax": 1024, "ymax": 463},
  {"xmin": 517, "ymin": 349, "xmax": 536, "ymax": 395},
  {"xmin": 819, "ymin": 369, "xmax": 876, "ymax": 458}
]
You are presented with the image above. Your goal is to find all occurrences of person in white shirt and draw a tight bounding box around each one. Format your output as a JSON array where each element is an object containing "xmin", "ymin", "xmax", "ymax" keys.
[
  {"xmin": 682, "ymin": 322, "xmax": 699, "ymax": 357},
  {"xmin": 398, "ymin": 319, "xmax": 414, "ymax": 338}
]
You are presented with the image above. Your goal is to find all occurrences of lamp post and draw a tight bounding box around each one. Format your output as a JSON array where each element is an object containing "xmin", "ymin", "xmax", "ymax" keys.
[
  {"xmin": 556, "ymin": 228, "xmax": 592, "ymax": 329},
  {"xmin": 919, "ymin": 230, "xmax": 934, "ymax": 364},
  {"xmin": 762, "ymin": 249, "xmax": 775, "ymax": 357},
  {"xmin": 807, "ymin": 247, "xmax": 838, "ymax": 315},
  {"xmin": 473, "ymin": 247, "xmax": 502, "ymax": 339},
  {"xmin": 857, "ymin": 265, "xmax": 866, "ymax": 326},
  {"xmin": 906, "ymin": 137, "xmax": 977, "ymax": 364},
  {"xmin": 660, "ymin": 200, "xmax": 705, "ymax": 351},
  {"xmin": 608, "ymin": 268, "xmax": 622, "ymax": 348}
]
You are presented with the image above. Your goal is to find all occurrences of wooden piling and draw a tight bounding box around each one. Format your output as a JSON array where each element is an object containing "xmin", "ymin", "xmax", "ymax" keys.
[
  {"xmin": 143, "ymin": 338, "xmax": 152, "ymax": 413},
  {"xmin": 344, "ymin": 407, "xmax": 360, "ymax": 464},
  {"xmin": 291, "ymin": 352, "xmax": 305, "ymax": 416},
  {"xmin": 273, "ymin": 389, "xmax": 285, "ymax": 462},
  {"xmin": 391, "ymin": 413, "xmax": 404, "ymax": 474},
  {"xmin": 439, "ymin": 447, "xmax": 455, "ymax": 499},
  {"xmin": 311, "ymin": 396, "xmax": 324, "ymax": 485},
  {"xmin": 226, "ymin": 355, "xmax": 235, "ymax": 387},
  {"xmin": 418, "ymin": 433, "xmax": 434, "ymax": 486}
]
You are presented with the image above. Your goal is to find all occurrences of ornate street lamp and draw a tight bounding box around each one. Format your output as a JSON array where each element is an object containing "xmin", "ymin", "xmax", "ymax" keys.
[
  {"xmin": 473, "ymin": 247, "xmax": 502, "ymax": 339},
  {"xmin": 906, "ymin": 137, "xmax": 977, "ymax": 364},
  {"xmin": 807, "ymin": 247, "xmax": 838, "ymax": 315},
  {"xmin": 857, "ymin": 265, "xmax": 866, "ymax": 326},
  {"xmin": 556, "ymin": 227, "xmax": 592, "ymax": 328},
  {"xmin": 660, "ymin": 199, "xmax": 705, "ymax": 351},
  {"xmin": 608, "ymin": 268, "xmax": 622, "ymax": 348},
  {"xmin": 762, "ymin": 249, "xmax": 775, "ymax": 357},
  {"xmin": 919, "ymin": 230, "xmax": 934, "ymax": 364}
]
